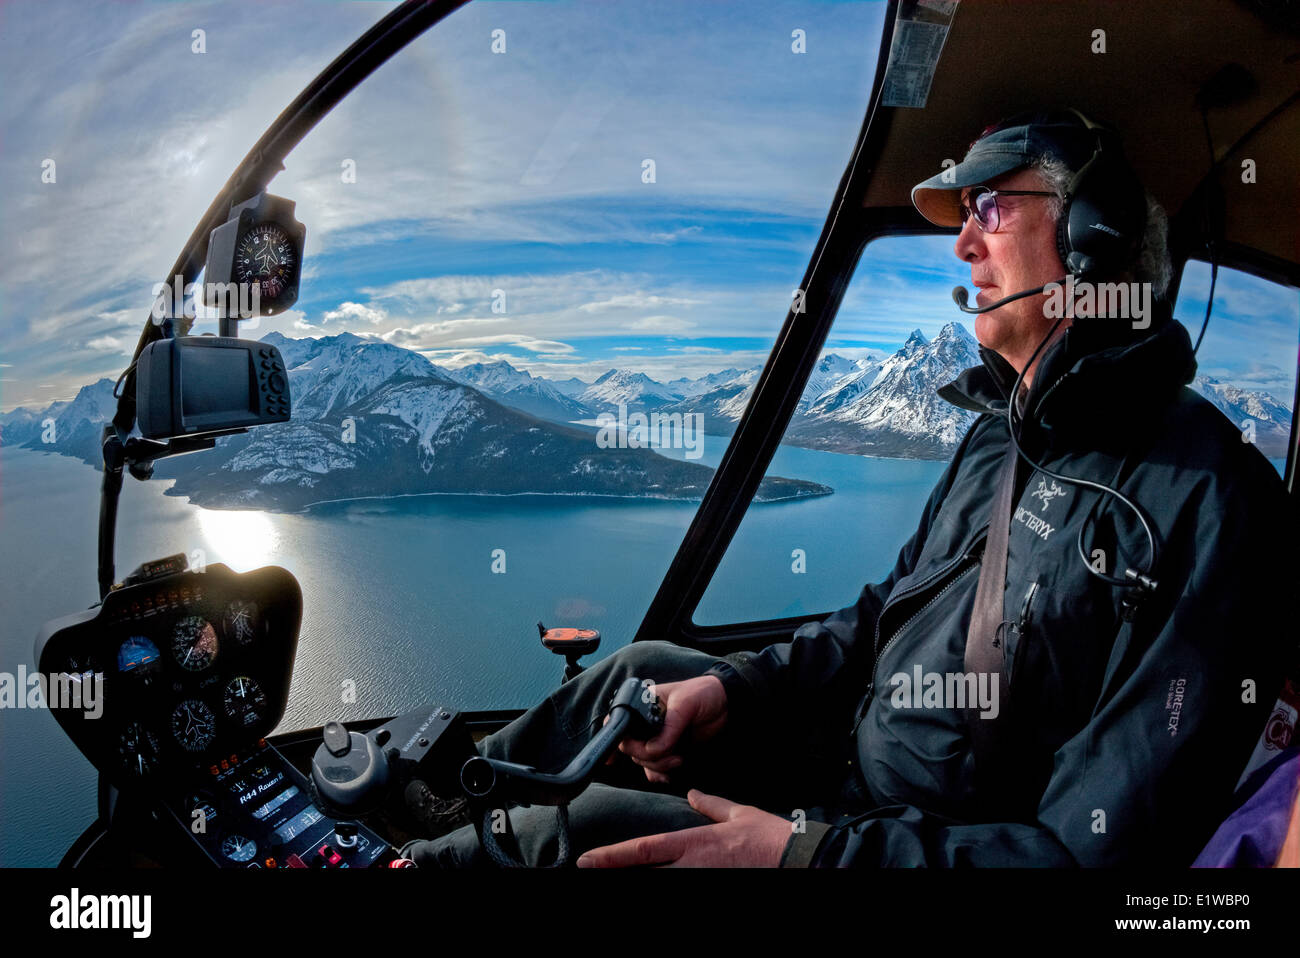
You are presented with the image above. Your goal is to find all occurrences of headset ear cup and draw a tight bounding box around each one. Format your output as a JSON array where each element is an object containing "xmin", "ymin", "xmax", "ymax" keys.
[
  {"xmin": 1055, "ymin": 196, "xmax": 1074, "ymax": 273},
  {"xmin": 1052, "ymin": 119, "xmax": 1145, "ymax": 278}
]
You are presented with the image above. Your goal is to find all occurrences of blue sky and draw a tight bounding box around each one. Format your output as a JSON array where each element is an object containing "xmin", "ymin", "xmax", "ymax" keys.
[{"xmin": 1, "ymin": 0, "xmax": 1295, "ymax": 411}]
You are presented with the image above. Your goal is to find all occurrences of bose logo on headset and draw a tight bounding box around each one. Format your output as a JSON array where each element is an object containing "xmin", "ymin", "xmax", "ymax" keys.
[{"xmin": 1055, "ymin": 108, "xmax": 1146, "ymax": 278}]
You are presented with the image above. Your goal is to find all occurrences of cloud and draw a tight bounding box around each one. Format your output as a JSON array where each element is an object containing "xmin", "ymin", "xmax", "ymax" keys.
[
  {"xmin": 381, "ymin": 324, "xmax": 573, "ymax": 356},
  {"xmin": 84, "ymin": 334, "xmax": 133, "ymax": 354},
  {"xmin": 379, "ymin": 318, "xmax": 509, "ymax": 344},
  {"xmin": 445, "ymin": 335, "xmax": 576, "ymax": 355},
  {"xmin": 323, "ymin": 301, "xmax": 387, "ymax": 325},
  {"xmin": 629, "ymin": 315, "xmax": 695, "ymax": 333},
  {"xmin": 427, "ymin": 350, "xmax": 532, "ymax": 369},
  {"xmin": 647, "ymin": 225, "xmax": 703, "ymax": 244},
  {"xmin": 11, "ymin": 3, "xmax": 1294, "ymax": 419},
  {"xmin": 578, "ymin": 292, "xmax": 704, "ymax": 313}
]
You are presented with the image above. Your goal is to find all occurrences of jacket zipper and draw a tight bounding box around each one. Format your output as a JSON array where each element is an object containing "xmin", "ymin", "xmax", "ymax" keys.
[
  {"xmin": 1010, "ymin": 581, "xmax": 1039, "ymax": 684},
  {"xmin": 864, "ymin": 558, "xmax": 979, "ymax": 703},
  {"xmin": 854, "ymin": 539, "xmax": 985, "ymax": 727},
  {"xmin": 1027, "ymin": 371, "xmax": 1072, "ymax": 423},
  {"xmin": 871, "ymin": 531, "xmax": 986, "ymax": 660}
]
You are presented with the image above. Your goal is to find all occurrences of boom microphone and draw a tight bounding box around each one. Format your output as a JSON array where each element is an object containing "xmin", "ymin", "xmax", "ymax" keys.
[{"xmin": 951, "ymin": 281, "xmax": 1062, "ymax": 314}]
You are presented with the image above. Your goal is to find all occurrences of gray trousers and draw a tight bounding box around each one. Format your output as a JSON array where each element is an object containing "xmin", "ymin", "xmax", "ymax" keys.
[{"xmin": 399, "ymin": 640, "xmax": 860, "ymax": 868}]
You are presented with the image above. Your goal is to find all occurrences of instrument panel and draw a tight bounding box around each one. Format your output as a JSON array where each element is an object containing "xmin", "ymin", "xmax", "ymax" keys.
[{"xmin": 35, "ymin": 563, "xmax": 301, "ymax": 791}]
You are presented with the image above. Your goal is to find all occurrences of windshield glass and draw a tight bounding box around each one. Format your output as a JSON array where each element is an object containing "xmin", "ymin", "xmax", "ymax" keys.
[{"xmin": 0, "ymin": 0, "xmax": 884, "ymax": 866}]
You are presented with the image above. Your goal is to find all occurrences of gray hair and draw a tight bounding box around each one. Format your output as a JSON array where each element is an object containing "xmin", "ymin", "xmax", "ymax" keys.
[{"xmin": 1031, "ymin": 154, "xmax": 1173, "ymax": 299}]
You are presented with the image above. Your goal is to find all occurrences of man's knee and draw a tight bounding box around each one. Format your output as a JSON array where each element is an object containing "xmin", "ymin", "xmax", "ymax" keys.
[{"xmin": 597, "ymin": 638, "xmax": 720, "ymax": 682}]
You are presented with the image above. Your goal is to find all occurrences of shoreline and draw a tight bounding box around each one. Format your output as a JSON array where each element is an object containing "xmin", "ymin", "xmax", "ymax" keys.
[{"xmin": 173, "ymin": 484, "xmax": 837, "ymax": 515}]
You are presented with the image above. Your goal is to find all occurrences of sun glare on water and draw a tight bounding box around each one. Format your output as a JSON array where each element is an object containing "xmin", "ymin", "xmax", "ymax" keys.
[{"xmin": 196, "ymin": 509, "xmax": 280, "ymax": 571}]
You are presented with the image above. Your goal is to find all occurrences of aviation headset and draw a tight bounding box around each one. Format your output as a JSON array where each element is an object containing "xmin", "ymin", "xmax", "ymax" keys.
[{"xmin": 999, "ymin": 109, "xmax": 1162, "ymax": 613}]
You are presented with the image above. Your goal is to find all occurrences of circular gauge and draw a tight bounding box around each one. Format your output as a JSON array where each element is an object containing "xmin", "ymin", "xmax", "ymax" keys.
[
  {"xmin": 224, "ymin": 600, "xmax": 261, "ymax": 646},
  {"xmin": 171, "ymin": 698, "xmax": 217, "ymax": 753},
  {"xmin": 222, "ymin": 676, "xmax": 267, "ymax": 727},
  {"xmin": 117, "ymin": 635, "xmax": 162, "ymax": 677},
  {"xmin": 221, "ymin": 834, "xmax": 258, "ymax": 863},
  {"xmin": 119, "ymin": 722, "xmax": 161, "ymax": 778},
  {"xmin": 234, "ymin": 223, "xmax": 295, "ymax": 302},
  {"xmin": 171, "ymin": 616, "xmax": 219, "ymax": 672}
]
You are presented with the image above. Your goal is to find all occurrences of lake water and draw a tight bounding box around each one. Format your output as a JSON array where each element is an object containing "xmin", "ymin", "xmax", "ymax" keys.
[{"xmin": 0, "ymin": 439, "xmax": 945, "ymax": 865}]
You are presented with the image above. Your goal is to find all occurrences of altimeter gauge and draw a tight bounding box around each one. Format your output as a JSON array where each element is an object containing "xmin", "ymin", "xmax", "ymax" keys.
[{"xmin": 171, "ymin": 616, "xmax": 219, "ymax": 672}]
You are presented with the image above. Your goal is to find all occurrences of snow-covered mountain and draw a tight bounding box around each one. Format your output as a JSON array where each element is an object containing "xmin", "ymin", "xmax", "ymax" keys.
[
  {"xmin": 0, "ymin": 379, "xmax": 115, "ymax": 462},
  {"xmin": 667, "ymin": 367, "xmax": 753, "ymax": 400},
  {"xmin": 656, "ymin": 367, "xmax": 761, "ymax": 432},
  {"xmin": 445, "ymin": 359, "xmax": 592, "ymax": 423},
  {"xmin": 666, "ymin": 353, "xmax": 887, "ymax": 441},
  {"xmin": 6, "ymin": 324, "xmax": 1290, "ymax": 508},
  {"xmin": 579, "ymin": 369, "xmax": 678, "ymax": 410},
  {"xmin": 673, "ymin": 356, "xmax": 875, "ymax": 432},
  {"xmin": 785, "ymin": 324, "xmax": 982, "ymax": 458},
  {"xmin": 547, "ymin": 376, "xmax": 591, "ymax": 399},
  {"xmin": 805, "ymin": 361, "xmax": 884, "ymax": 418},
  {"xmin": 261, "ymin": 331, "xmax": 453, "ymax": 420},
  {"xmin": 1191, "ymin": 376, "xmax": 1291, "ymax": 458},
  {"xmin": 0, "ymin": 335, "xmax": 831, "ymax": 510},
  {"xmin": 798, "ymin": 354, "xmax": 871, "ymax": 415}
]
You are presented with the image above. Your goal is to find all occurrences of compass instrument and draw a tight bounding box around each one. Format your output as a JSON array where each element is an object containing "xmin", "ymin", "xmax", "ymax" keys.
[{"xmin": 171, "ymin": 698, "xmax": 217, "ymax": 753}]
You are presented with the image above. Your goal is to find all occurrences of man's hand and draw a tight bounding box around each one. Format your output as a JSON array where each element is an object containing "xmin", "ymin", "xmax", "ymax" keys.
[
  {"xmin": 575, "ymin": 790, "xmax": 790, "ymax": 867},
  {"xmin": 614, "ymin": 675, "xmax": 727, "ymax": 783}
]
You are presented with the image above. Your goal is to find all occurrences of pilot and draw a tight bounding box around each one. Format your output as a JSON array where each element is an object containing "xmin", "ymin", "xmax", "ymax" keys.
[{"xmin": 402, "ymin": 108, "xmax": 1294, "ymax": 868}]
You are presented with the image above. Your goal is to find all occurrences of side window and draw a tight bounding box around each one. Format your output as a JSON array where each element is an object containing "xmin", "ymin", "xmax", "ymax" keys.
[
  {"xmin": 1174, "ymin": 260, "xmax": 1298, "ymax": 477},
  {"xmin": 694, "ymin": 235, "xmax": 977, "ymax": 626},
  {"xmin": 694, "ymin": 250, "xmax": 1300, "ymax": 628}
]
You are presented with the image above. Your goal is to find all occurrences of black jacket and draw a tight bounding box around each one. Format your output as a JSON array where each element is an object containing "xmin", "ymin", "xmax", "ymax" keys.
[{"xmin": 708, "ymin": 314, "xmax": 1295, "ymax": 866}]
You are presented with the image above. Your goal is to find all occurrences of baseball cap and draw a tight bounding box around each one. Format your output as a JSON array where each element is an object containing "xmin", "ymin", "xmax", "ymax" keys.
[{"xmin": 911, "ymin": 108, "xmax": 1103, "ymax": 227}]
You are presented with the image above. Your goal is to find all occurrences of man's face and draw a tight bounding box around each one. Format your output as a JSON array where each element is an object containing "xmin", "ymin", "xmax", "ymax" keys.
[{"xmin": 953, "ymin": 167, "xmax": 1066, "ymax": 373}]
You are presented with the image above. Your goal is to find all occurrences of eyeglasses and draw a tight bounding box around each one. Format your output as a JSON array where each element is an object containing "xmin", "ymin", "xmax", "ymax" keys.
[{"xmin": 958, "ymin": 187, "xmax": 1055, "ymax": 233}]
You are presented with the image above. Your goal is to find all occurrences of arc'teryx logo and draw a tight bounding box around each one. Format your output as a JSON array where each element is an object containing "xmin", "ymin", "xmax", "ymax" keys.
[{"xmin": 1030, "ymin": 477, "xmax": 1067, "ymax": 511}]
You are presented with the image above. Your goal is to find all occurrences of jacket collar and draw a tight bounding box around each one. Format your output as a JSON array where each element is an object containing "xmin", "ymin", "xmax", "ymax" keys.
[{"xmin": 938, "ymin": 300, "xmax": 1198, "ymax": 442}]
